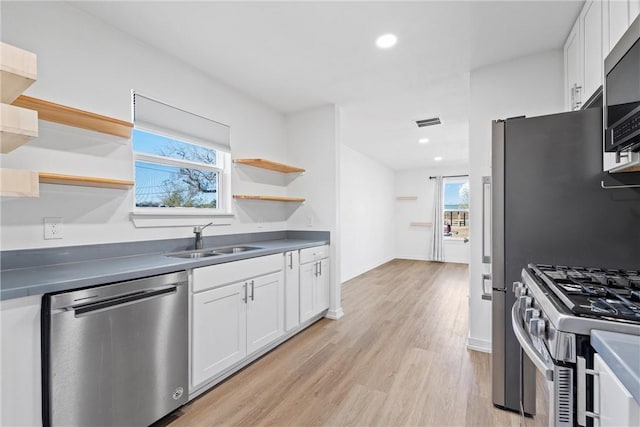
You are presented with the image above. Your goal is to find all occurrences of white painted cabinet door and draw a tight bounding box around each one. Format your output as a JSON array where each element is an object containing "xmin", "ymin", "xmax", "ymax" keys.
[
  {"xmin": 564, "ymin": 19, "xmax": 582, "ymax": 111},
  {"xmin": 246, "ymin": 271, "xmax": 285, "ymax": 355},
  {"xmin": 607, "ymin": 0, "xmax": 630, "ymax": 52},
  {"xmin": 299, "ymin": 262, "xmax": 316, "ymax": 323},
  {"xmin": 284, "ymin": 251, "xmax": 300, "ymax": 331},
  {"xmin": 594, "ymin": 353, "xmax": 640, "ymax": 427},
  {"xmin": 192, "ymin": 282, "xmax": 247, "ymax": 387},
  {"xmin": 0, "ymin": 295, "xmax": 42, "ymax": 427},
  {"xmin": 315, "ymin": 258, "xmax": 330, "ymax": 313},
  {"xmin": 582, "ymin": 0, "xmax": 604, "ymax": 101}
]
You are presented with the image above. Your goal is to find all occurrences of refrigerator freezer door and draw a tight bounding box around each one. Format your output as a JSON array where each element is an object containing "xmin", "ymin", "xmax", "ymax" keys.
[{"xmin": 491, "ymin": 120, "xmax": 505, "ymax": 292}]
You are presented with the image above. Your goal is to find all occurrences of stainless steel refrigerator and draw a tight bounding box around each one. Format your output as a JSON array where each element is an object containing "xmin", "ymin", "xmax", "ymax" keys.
[{"xmin": 487, "ymin": 107, "xmax": 640, "ymax": 415}]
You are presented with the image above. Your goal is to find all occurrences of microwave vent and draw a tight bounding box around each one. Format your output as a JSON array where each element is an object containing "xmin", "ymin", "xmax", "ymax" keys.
[{"xmin": 416, "ymin": 117, "xmax": 441, "ymax": 127}]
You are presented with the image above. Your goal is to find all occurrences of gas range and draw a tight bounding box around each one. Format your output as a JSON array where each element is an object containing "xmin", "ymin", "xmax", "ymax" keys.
[
  {"xmin": 519, "ymin": 264, "xmax": 640, "ymax": 339},
  {"xmin": 513, "ymin": 263, "xmax": 640, "ymax": 427}
]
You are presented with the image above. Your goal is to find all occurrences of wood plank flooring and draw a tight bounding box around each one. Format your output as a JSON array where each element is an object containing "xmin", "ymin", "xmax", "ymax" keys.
[{"xmin": 164, "ymin": 260, "xmax": 549, "ymax": 426}]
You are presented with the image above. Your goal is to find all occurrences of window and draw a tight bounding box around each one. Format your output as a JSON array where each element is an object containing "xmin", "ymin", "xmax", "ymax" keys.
[
  {"xmin": 132, "ymin": 93, "xmax": 231, "ymax": 214},
  {"xmin": 443, "ymin": 178, "xmax": 469, "ymax": 239}
]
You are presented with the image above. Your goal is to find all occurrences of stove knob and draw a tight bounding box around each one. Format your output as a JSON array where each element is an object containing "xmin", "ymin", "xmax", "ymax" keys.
[
  {"xmin": 519, "ymin": 296, "xmax": 532, "ymax": 311},
  {"xmin": 513, "ymin": 281, "xmax": 526, "ymax": 297},
  {"xmin": 528, "ymin": 318, "xmax": 546, "ymax": 339},
  {"xmin": 525, "ymin": 308, "xmax": 540, "ymax": 323}
]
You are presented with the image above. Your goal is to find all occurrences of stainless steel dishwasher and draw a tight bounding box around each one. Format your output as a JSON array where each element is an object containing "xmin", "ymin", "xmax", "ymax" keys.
[{"xmin": 42, "ymin": 271, "xmax": 188, "ymax": 427}]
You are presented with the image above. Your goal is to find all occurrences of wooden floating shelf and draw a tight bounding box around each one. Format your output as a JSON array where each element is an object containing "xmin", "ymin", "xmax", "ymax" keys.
[
  {"xmin": 234, "ymin": 158, "xmax": 305, "ymax": 173},
  {"xmin": 0, "ymin": 168, "xmax": 39, "ymax": 197},
  {"xmin": 39, "ymin": 172, "xmax": 134, "ymax": 190},
  {"xmin": 233, "ymin": 194, "xmax": 305, "ymax": 203},
  {"xmin": 0, "ymin": 103, "xmax": 39, "ymax": 153},
  {"xmin": 12, "ymin": 95, "xmax": 133, "ymax": 139},
  {"xmin": 1, "ymin": 42, "xmax": 37, "ymax": 104},
  {"xmin": 410, "ymin": 222, "xmax": 433, "ymax": 227},
  {"xmin": 396, "ymin": 196, "xmax": 418, "ymax": 200}
]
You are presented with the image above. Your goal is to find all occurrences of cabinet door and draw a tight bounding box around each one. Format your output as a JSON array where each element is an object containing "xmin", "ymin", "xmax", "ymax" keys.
[
  {"xmin": 607, "ymin": 0, "xmax": 630, "ymax": 52},
  {"xmin": 299, "ymin": 262, "xmax": 316, "ymax": 323},
  {"xmin": 246, "ymin": 271, "xmax": 285, "ymax": 355},
  {"xmin": 315, "ymin": 258, "xmax": 330, "ymax": 313},
  {"xmin": 284, "ymin": 251, "xmax": 300, "ymax": 332},
  {"xmin": 192, "ymin": 282, "xmax": 247, "ymax": 387},
  {"xmin": 582, "ymin": 0, "xmax": 603, "ymax": 101},
  {"xmin": 594, "ymin": 353, "xmax": 640, "ymax": 427},
  {"xmin": 564, "ymin": 20, "xmax": 582, "ymax": 111}
]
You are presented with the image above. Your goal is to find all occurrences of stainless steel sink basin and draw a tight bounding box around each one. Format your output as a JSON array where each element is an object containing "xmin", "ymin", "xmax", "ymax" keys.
[
  {"xmin": 167, "ymin": 251, "xmax": 221, "ymax": 259},
  {"xmin": 166, "ymin": 246, "xmax": 261, "ymax": 259},
  {"xmin": 211, "ymin": 246, "xmax": 261, "ymax": 254}
]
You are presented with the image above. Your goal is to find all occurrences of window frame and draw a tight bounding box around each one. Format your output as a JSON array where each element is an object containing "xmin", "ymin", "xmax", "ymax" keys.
[
  {"xmin": 442, "ymin": 177, "xmax": 469, "ymax": 241},
  {"xmin": 131, "ymin": 126, "xmax": 233, "ymax": 217}
]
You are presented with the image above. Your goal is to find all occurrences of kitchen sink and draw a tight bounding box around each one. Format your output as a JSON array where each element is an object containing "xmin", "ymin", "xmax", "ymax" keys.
[{"xmin": 166, "ymin": 246, "xmax": 261, "ymax": 259}]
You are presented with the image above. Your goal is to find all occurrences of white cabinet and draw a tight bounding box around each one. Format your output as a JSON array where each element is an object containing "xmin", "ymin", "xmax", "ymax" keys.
[
  {"xmin": 192, "ymin": 282, "xmax": 247, "ymax": 387},
  {"xmin": 191, "ymin": 255, "xmax": 284, "ymax": 388},
  {"xmin": 606, "ymin": 0, "xmax": 631, "ymax": 52},
  {"xmin": 594, "ymin": 353, "xmax": 640, "ymax": 427},
  {"xmin": 582, "ymin": 0, "xmax": 604, "ymax": 102},
  {"xmin": 299, "ymin": 246, "xmax": 330, "ymax": 323},
  {"xmin": 0, "ymin": 295, "xmax": 42, "ymax": 427},
  {"xmin": 284, "ymin": 250, "xmax": 300, "ymax": 331},
  {"xmin": 564, "ymin": 19, "xmax": 583, "ymax": 111},
  {"xmin": 246, "ymin": 272, "xmax": 285, "ymax": 354}
]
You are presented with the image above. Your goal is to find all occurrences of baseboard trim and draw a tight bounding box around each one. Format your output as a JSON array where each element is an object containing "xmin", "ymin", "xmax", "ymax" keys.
[
  {"xmin": 466, "ymin": 337, "xmax": 491, "ymax": 353},
  {"xmin": 325, "ymin": 308, "xmax": 344, "ymax": 320},
  {"xmin": 341, "ymin": 256, "xmax": 395, "ymax": 283}
]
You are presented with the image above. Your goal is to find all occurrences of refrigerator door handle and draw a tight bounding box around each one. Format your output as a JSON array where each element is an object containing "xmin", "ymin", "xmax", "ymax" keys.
[
  {"xmin": 481, "ymin": 274, "xmax": 492, "ymax": 300},
  {"xmin": 482, "ymin": 176, "xmax": 492, "ymax": 263}
]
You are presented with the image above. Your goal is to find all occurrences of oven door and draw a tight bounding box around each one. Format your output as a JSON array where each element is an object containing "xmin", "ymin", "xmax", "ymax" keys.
[{"xmin": 511, "ymin": 302, "xmax": 574, "ymax": 427}]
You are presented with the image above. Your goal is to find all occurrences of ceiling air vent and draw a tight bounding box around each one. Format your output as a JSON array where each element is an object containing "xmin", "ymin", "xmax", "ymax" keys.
[{"xmin": 416, "ymin": 117, "xmax": 441, "ymax": 127}]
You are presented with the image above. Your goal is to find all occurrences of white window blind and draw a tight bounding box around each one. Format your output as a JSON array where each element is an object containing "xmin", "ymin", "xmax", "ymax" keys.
[{"xmin": 132, "ymin": 92, "xmax": 230, "ymax": 152}]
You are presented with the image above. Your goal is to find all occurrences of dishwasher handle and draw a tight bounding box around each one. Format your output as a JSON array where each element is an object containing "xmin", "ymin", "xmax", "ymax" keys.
[{"xmin": 72, "ymin": 286, "xmax": 178, "ymax": 316}]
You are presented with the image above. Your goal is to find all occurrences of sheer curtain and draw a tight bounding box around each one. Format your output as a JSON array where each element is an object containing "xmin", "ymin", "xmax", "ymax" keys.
[{"xmin": 430, "ymin": 176, "xmax": 444, "ymax": 262}]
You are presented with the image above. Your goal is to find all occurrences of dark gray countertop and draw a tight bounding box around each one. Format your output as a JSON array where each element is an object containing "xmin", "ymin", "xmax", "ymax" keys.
[{"xmin": 0, "ymin": 231, "xmax": 329, "ymax": 300}]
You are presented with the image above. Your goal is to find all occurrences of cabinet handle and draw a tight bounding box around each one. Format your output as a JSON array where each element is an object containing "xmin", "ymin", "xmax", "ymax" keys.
[
  {"xmin": 288, "ymin": 252, "xmax": 293, "ymax": 270},
  {"xmin": 577, "ymin": 356, "xmax": 600, "ymax": 425},
  {"xmin": 314, "ymin": 261, "xmax": 318, "ymax": 277},
  {"xmin": 571, "ymin": 85, "xmax": 575, "ymax": 110},
  {"xmin": 250, "ymin": 280, "xmax": 255, "ymax": 301},
  {"xmin": 319, "ymin": 261, "xmax": 322, "ymax": 276},
  {"xmin": 242, "ymin": 282, "xmax": 247, "ymax": 303}
]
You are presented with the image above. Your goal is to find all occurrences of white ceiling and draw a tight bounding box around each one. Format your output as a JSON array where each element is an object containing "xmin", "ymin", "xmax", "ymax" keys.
[{"xmin": 71, "ymin": 1, "xmax": 583, "ymax": 171}]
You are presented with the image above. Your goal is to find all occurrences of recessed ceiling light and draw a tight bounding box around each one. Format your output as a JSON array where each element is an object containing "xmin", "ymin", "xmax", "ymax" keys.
[
  {"xmin": 434, "ymin": 156, "xmax": 443, "ymax": 161},
  {"xmin": 376, "ymin": 33, "xmax": 397, "ymax": 49},
  {"xmin": 419, "ymin": 138, "xmax": 430, "ymax": 144}
]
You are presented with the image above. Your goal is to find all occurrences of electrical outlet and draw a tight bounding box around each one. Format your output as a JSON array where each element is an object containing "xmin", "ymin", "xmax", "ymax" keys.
[
  {"xmin": 44, "ymin": 217, "xmax": 63, "ymax": 240},
  {"xmin": 306, "ymin": 215, "xmax": 313, "ymax": 227}
]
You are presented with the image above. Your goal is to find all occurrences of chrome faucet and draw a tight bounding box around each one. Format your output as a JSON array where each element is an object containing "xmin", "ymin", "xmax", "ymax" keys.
[{"xmin": 193, "ymin": 222, "xmax": 213, "ymax": 250}]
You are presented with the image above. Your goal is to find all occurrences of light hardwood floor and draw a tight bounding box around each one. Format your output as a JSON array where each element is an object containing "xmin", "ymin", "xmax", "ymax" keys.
[{"xmin": 164, "ymin": 260, "xmax": 548, "ymax": 426}]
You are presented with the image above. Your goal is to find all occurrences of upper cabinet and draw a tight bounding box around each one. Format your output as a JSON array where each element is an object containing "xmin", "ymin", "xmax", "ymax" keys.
[
  {"xmin": 564, "ymin": 19, "xmax": 583, "ymax": 111},
  {"xmin": 564, "ymin": 0, "xmax": 640, "ymax": 112}
]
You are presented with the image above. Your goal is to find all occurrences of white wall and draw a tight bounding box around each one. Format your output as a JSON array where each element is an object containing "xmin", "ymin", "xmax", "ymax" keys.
[
  {"xmin": 339, "ymin": 145, "xmax": 395, "ymax": 283},
  {"xmin": 467, "ymin": 49, "xmax": 564, "ymax": 352},
  {"xmin": 285, "ymin": 105, "xmax": 343, "ymax": 319},
  {"xmin": 395, "ymin": 165, "xmax": 470, "ymax": 264},
  {"xmin": 0, "ymin": 2, "xmax": 291, "ymax": 250}
]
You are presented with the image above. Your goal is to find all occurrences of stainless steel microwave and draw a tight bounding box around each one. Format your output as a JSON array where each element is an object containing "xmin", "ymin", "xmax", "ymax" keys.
[{"xmin": 604, "ymin": 15, "xmax": 640, "ymax": 152}]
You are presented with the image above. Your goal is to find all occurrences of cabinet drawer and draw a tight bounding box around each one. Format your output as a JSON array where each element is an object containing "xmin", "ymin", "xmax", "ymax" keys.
[
  {"xmin": 299, "ymin": 245, "xmax": 329, "ymax": 264},
  {"xmin": 193, "ymin": 254, "xmax": 282, "ymax": 293}
]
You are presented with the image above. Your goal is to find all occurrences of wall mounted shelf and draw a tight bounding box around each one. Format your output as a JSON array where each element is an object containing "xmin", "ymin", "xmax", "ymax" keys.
[
  {"xmin": 0, "ymin": 168, "xmax": 39, "ymax": 197},
  {"xmin": 38, "ymin": 172, "xmax": 134, "ymax": 190},
  {"xmin": 12, "ymin": 95, "xmax": 133, "ymax": 138},
  {"xmin": 1, "ymin": 42, "xmax": 37, "ymax": 104},
  {"xmin": 1, "ymin": 103, "xmax": 39, "ymax": 153},
  {"xmin": 410, "ymin": 222, "xmax": 433, "ymax": 227},
  {"xmin": 233, "ymin": 158, "xmax": 305, "ymax": 173},
  {"xmin": 233, "ymin": 194, "xmax": 305, "ymax": 203},
  {"xmin": 396, "ymin": 196, "xmax": 418, "ymax": 200}
]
